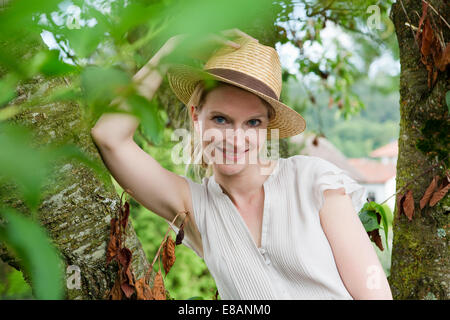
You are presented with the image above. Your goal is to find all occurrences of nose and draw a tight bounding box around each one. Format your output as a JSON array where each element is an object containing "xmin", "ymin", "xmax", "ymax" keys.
[{"xmin": 224, "ymin": 128, "xmax": 248, "ymax": 153}]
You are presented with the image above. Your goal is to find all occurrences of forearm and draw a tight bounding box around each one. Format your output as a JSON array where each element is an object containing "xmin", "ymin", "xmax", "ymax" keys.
[{"xmin": 91, "ymin": 52, "xmax": 168, "ymax": 146}]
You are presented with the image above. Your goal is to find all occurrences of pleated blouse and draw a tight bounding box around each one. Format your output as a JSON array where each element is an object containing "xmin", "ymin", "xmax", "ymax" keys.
[{"xmin": 167, "ymin": 155, "xmax": 366, "ymax": 300}]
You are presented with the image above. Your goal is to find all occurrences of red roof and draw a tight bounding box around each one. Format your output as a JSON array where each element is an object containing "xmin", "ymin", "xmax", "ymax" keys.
[
  {"xmin": 370, "ymin": 140, "xmax": 398, "ymax": 158},
  {"xmin": 348, "ymin": 158, "xmax": 396, "ymax": 184}
]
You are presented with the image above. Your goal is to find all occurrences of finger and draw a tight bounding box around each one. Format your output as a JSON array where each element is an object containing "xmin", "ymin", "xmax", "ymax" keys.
[
  {"xmin": 220, "ymin": 28, "xmax": 259, "ymax": 42},
  {"xmin": 209, "ymin": 34, "xmax": 240, "ymax": 49}
]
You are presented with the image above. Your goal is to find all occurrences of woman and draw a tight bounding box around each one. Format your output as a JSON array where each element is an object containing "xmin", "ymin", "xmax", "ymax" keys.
[{"xmin": 91, "ymin": 29, "xmax": 393, "ymax": 300}]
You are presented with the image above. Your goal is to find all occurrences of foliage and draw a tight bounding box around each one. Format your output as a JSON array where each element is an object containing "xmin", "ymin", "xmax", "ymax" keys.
[
  {"xmin": 0, "ymin": 262, "xmax": 33, "ymax": 299},
  {"xmin": 0, "ymin": 207, "xmax": 64, "ymax": 299}
]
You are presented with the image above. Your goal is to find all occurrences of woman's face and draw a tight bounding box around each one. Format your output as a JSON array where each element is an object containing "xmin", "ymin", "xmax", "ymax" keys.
[{"xmin": 191, "ymin": 83, "xmax": 271, "ymax": 176}]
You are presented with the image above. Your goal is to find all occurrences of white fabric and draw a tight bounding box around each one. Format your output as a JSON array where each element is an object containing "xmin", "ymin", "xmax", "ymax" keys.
[{"xmin": 167, "ymin": 155, "xmax": 366, "ymax": 300}]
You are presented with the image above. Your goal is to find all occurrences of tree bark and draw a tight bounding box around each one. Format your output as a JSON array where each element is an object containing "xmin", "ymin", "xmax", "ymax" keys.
[
  {"xmin": 389, "ymin": 0, "xmax": 449, "ymax": 299},
  {"xmin": 0, "ymin": 75, "xmax": 150, "ymax": 299}
]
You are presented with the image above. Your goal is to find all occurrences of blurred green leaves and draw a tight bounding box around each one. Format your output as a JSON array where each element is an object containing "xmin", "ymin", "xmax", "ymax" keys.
[
  {"xmin": 30, "ymin": 49, "xmax": 79, "ymax": 77},
  {"xmin": 0, "ymin": 207, "xmax": 64, "ymax": 299},
  {"xmin": 126, "ymin": 94, "xmax": 165, "ymax": 145},
  {"xmin": 81, "ymin": 66, "xmax": 130, "ymax": 105},
  {"xmin": 0, "ymin": 123, "xmax": 50, "ymax": 213}
]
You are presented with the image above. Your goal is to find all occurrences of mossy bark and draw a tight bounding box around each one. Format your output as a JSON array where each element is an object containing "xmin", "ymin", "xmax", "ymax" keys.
[
  {"xmin": 389, "ymin": 0, "xmax": 449, "ymax": 300},
  {"xmin": 0, "ymin": 75, "xmax": 150, "ymax": 299}
]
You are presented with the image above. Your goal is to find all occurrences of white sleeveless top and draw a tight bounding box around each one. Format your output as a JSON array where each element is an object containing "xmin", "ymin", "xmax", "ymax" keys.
[{"xmin": 166, "ymin": 155, "xmax": 366, "ymax": 300}]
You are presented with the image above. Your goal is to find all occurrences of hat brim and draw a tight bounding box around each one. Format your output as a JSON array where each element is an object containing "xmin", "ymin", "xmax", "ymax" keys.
[{"xmin": 167, "ymin": 64, "xmax": 306, "ymax": 139}]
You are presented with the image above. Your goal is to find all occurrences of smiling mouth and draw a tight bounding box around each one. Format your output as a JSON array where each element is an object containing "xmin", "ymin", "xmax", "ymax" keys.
[{"xmin": 217, "ymin": 147, "xmax": 249, "ymax": 159}]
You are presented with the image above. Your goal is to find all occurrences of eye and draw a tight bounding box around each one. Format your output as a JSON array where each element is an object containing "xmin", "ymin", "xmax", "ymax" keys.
[
  {"xmin": 212, "ymin": 116, "xmax": 227, "ymax": 124},
  {"xmin": 248, "ymin": 119, "xmax": 262, "ymax": 127}
]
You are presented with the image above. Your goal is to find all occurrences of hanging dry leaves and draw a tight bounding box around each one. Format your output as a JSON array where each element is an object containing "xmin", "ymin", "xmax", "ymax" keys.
[
  {"xmin": 162, "ymin": 236, "xmax": 176, "ymax": 276},
  {"xmin": 121, "ymin": 280, "xmax": 135, "ymax": 299},
  {"xmin": 135, "ymin": 277, "xmax": 154, "ymax": 300},
  {"xmin": 108, "ymin": 273, "xmax": 124, "ymax": 300},
  {"xmin": 436, "ymin": 43, "xmax": 450, "ymax": 71},
  {"xmin": 121, "ymin": 201, "xmax": 130, "ymax": 229},
  {"xmin": 396, "ymin": 191, "xmax": 406, "ymax": 217},
  {"xmin": 106, "ymin": 217, "xmax": 121, "ymax": 265},
  {"xmin": 429, "ymin": 175, "xmax": 450, "ymax": 206},
  {"xmin": 176, "ymin": 212, "xmax": 190, "ymax": 245},
  {"xmin": 420, "ymin": 175, "xmax": 438, "ymax": 209},
  {"xmin": 415, "ymin": 1, "xmax": 448, "ymax": 89},
  {"xmin": 152, "ymin": 270, "xmax": 166, "ymax": 300},
  {"xmin": 403, "ymin": 190, "xmax": 415, "ymax": 221}
]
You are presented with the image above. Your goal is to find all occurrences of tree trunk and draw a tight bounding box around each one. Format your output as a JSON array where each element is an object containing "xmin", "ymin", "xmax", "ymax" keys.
[
  {"xmin": 389, "ymin": 0, "xmax": 449, "ymax": 299},
  {"xmin": 0, "ymin": 75, "xmax": 150, "ymax": 299}
]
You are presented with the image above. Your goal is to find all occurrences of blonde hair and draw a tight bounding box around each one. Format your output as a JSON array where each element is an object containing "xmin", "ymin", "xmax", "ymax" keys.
[{"xmin": 184, "ymin": 80, "xmax": 276, "ymax": 182}]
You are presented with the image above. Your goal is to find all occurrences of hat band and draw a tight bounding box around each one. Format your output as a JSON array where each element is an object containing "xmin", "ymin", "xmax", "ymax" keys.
[{"xmin": 205, "ymin": 68, "xmax": 278, "ymax": 101}]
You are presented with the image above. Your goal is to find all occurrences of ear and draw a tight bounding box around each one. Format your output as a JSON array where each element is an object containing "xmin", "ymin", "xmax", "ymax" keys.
[
  {"xmin": 190, "ymin": 105, "xmax": 200, "ymax": 132},
  {"xmin": 190, "ymin": 105, "xmax": 198, "ymax": 119}
]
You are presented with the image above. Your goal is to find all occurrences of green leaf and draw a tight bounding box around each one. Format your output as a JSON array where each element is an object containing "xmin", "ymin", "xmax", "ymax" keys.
[
  {"xmin": 359, "ymin": 201, "xmax": 390, "ymax": 250},
  {"xmin": 111, "ymin": 2, "xmax": 161, "ymax": 40},
  {"xmin": 30, "ymin": 50, "xmax": 78, "ymax": 77},
  {"xmin": 81, "ymin": 66, "xmax": 131, "ymax": 105},
  {"xmin": 358, "ymin": 207, "xmax": 380, "ymax": 232},
  {"xmin": 0, "ymin": 74, "xmax": 17, "ymax": 106},
  {"xmin": 0, "ymin": 123, "xmax": 50, "ymax": 212},
  {"xmin": 61, "ymin": 25, "xmax": 105, "ymax": 59},
  {"xmin": 0, "ymin": 207, "xmax": 64, "ymax": 299},
  {"xmin": 126, "ymin": 94, "xmax": 164, "ymax": 145}
]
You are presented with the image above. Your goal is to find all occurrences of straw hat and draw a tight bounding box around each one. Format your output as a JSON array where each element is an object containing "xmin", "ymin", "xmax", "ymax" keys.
[{"xmin": 166, "ymin": 36, "xmax": 306, "ymax": 139}]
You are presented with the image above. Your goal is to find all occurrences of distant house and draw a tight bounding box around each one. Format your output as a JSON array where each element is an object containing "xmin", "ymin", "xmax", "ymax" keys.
[{"xmin": 290, "ymin": 133, "xmax": 398, "ymax": 212}]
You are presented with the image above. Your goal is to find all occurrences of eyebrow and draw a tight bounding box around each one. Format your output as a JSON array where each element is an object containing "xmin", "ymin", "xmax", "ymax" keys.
[{"xmin": 209, "ymin": 111, "xmax": 267, "ymax": 120}]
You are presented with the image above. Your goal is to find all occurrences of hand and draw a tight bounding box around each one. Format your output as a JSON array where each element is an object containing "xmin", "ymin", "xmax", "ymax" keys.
[
  {"xmin": 135, "ymin": 29, "xmax": 258, "ymax": 81},
  {"xmin": 185, "ymin": 28, "xmax": 259, "ymax": 61},
  {"xmin": 157, "ymin": 28, "xmax": 258, "ymax": 63}
]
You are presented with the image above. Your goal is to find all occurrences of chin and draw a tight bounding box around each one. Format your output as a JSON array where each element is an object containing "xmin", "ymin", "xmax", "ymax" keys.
[{"xmin": 214, "ymin": 162, "xmax": 247, "ymax": 176}]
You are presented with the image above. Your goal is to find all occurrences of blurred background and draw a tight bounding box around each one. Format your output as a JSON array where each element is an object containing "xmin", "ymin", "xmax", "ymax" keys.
[{"xmin": 0, "ymin": 0, "xmax": 399, "ymax": 299}]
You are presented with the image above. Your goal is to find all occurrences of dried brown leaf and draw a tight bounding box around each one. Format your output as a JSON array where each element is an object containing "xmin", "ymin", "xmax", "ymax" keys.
[
  {"xmin": 118, "ymin": 247, "xmax": 132, "ymax": 270},
  {"xmin": 106, "ymin": 218, "xmax": 120, "ymax": 265},
  {"xmin": 403, "ymin": 190, "xmax": 415, "ymax": 221},
  {"xmin": 415, "ymin": 1, "xmax": 428, "ymax": 41},
  {"xmin": 420, "ymin": 176, "xmax": 438, "ymax": 209},
  {"xmin": 175, "ymin": 221, "xmax": 186, "ymax": 245},
  {"xmin": 121, "ymin": 280, "xmax": 135, "ymax": 299},
  {"xmin": 368, "ymin": 230, "xmax": 384, "ymax": 251},
  {"xmin": 396, "ymin": 191, "xmax": 406, "ymax": 217},
  {"xmin": 109, "ymin": 277, "xmax": 123, "ymax": 300},
  {"xmin": 437, "ymin": 43, "xmax": 450, "ymax": 71},
  {"xmin": 162, "ymin": 236, "xmax": 176, "ymax": 276},
  {"xmin": 121, "ymin": 201, "xmax": 130, "ymax": 229},
  {"xmin": 429, "ymin": 177, "xmax": 450, "ymax": 207},
  {"xmin": 152, "ymin": 270, "xmax": 166, "ymax": 300},
  {"xmin": 135, "ymin": 277, "xmax": 154, "ymax": 300}
]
